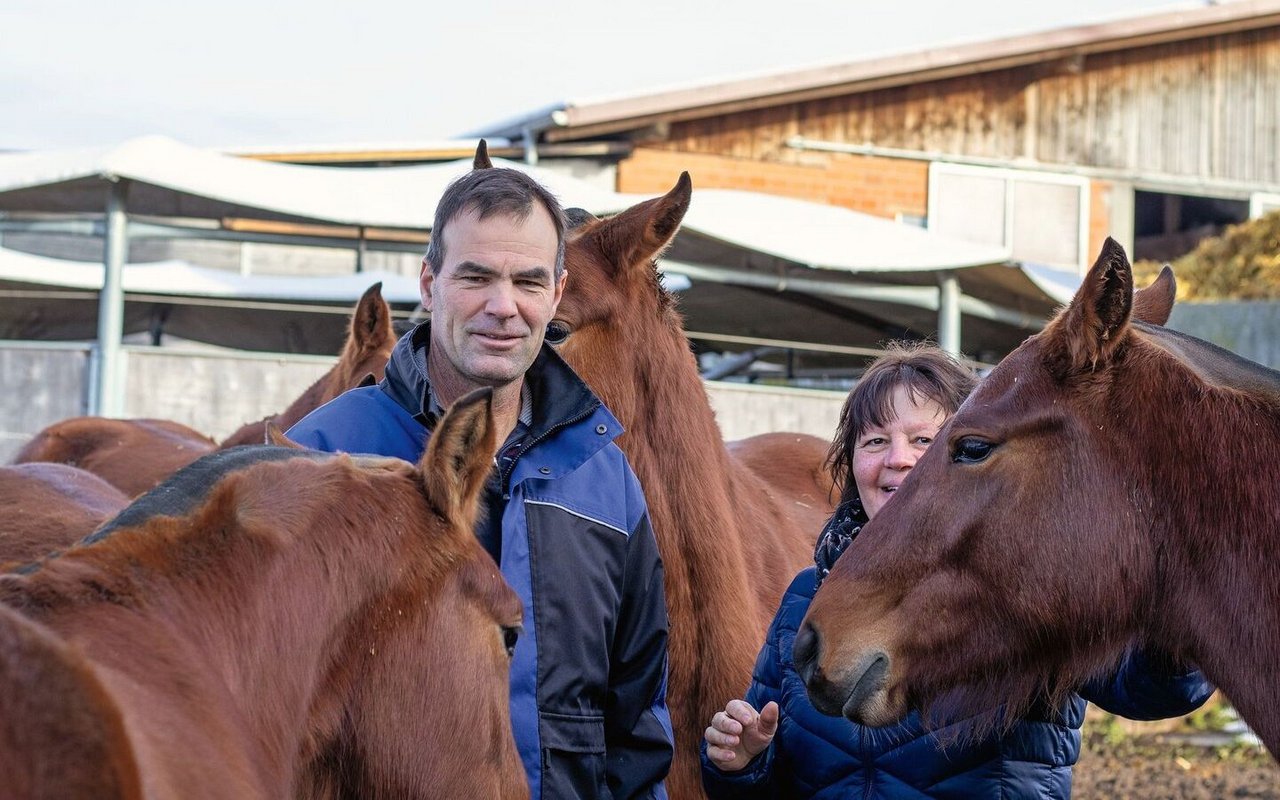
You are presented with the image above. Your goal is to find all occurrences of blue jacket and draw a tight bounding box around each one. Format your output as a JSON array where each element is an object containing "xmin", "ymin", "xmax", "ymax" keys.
[
  {"xmin": 289, "ymin": 324, "xmax": 672, "ymax": 799},
  {"xmin": 701, "ymin": 568, "xmax": 1213, "ymax": 799}
]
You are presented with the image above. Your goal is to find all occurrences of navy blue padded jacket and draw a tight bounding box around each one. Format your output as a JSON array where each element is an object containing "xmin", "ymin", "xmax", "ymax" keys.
[{"xmin": 701, "ymin": 567, "xmax": 1213, "ymax": 800}]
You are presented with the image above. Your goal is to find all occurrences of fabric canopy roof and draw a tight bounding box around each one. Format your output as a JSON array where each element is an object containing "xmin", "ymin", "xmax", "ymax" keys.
[
  {"xmin": 0, "ymin": 135, "xmax": 1012, "ymax": 272},
  {"xmin": 0, "ymin": 135, "xmax": 1080, "ymax": 365}
]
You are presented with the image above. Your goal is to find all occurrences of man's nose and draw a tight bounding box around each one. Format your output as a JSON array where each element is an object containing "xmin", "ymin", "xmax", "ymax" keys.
[{"xmin": 484, "ymin": 284, "xmax": 518, "ymax": 317}]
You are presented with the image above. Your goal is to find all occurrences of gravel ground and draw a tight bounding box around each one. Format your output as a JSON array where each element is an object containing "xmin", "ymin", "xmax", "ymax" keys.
[{"xmin": 1074, "ymin": 703, "xmax": 1278, "ymax": 799}]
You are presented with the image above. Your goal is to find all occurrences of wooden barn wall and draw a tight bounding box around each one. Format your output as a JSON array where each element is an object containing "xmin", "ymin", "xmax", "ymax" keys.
[{"xmin": 649, "ymin": 27, "xmax": 1280, "ymax": 185}]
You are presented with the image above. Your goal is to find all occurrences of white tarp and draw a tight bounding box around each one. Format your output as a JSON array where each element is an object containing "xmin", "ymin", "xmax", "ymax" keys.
[
  {"xmin": 0, "ymin": 246, "xmax": 423, "ymax": 304},
  {"xmin": 0, "ymin": 135, "xmax": 1016, "ymax": 275}
]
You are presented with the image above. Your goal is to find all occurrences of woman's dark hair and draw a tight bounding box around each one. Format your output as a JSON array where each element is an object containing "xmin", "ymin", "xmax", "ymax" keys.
[{"xmin": 825, "ymin": 341, "xmax": 978, "ymax": 502}]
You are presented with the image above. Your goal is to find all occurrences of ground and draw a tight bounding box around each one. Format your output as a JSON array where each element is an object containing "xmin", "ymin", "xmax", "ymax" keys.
[{"xmin": 1074, "ymin": 698, "xmax": 1278, "ymax": 799}]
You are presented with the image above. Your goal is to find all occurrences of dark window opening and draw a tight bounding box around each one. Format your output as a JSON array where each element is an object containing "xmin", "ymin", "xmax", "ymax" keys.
[{"xmin": 1133, "ymin": 190, "xmax": 1248, "ymax": 263}]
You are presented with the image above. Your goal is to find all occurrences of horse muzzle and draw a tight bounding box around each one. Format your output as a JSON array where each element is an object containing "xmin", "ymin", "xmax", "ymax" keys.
[{"xmin": 795, "ymin": 621, "xmax": 892, "ymax": 721}]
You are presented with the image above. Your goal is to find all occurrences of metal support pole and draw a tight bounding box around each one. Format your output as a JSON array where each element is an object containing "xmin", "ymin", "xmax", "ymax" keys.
[
  {"xmin": 522, "ymin": 125, "xmax": 538, "ymax": 166},
  {"xmin": 938, "ymin": 271, "xmax": 961, "ymax": 357},
  {"xmin": 90, "ymin": 179, "xmax": 129, "ymax": 417},
  {"xmin": 356, "ymin": 226, "xmax": 366, "ymax": 273}
]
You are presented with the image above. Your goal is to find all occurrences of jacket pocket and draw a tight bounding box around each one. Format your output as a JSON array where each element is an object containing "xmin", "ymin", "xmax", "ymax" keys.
[{"xmin": 539, "ymin": 711, "xmax": 607, "ymax": 799}]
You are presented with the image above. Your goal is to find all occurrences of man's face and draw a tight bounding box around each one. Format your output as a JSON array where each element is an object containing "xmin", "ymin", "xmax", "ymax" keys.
[{"xmin": 421, "ymin": 204, "xmax": 564, "ymax": 397}]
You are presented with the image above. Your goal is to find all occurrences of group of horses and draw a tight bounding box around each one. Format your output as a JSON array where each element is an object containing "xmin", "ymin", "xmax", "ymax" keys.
[{"xmin": 2, "ymin": 150, "xmax": 1276, "ymax": 798}]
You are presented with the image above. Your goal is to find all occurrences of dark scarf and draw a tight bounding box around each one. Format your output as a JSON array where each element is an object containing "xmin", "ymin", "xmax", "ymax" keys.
[{"xmin": 813, "ymin": 495, "xmax": 869, "ymax": 587}]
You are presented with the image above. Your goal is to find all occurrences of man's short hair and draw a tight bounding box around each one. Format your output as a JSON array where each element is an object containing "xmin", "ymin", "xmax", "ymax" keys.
[{"xmin": 425, "ymin": 168, "xmax": 568, "ymax": 278}]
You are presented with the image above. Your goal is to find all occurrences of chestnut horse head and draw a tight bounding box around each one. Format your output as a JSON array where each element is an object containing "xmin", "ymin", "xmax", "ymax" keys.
[
  {"xmin": 556, "ymin": 174, "xmax": 831, "ymax": 796},
  {"xmin": 0, "ymin": 389, "xmax": 527, "ymax": 799},
  {"xmin": 798, "ymin": 238, "xmax": 1280, "ymax": 756},
  {"xmin": 0, "ymin": 463, "xmax": 128, "ymax": 564},
  {"xmin": 220, "ymin": 281, "xmax": 397, "ymax": 447}
]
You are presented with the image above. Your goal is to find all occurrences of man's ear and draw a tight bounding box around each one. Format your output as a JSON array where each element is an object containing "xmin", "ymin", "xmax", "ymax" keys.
[{"xmin": 419, "ymin": 260, "xmax": 436, "ymax": 309}]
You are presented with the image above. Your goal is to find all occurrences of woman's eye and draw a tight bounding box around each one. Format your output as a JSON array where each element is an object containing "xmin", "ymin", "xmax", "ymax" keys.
[
  {"xmin": 545, "ymin": 321, "xmax": 571, "ymax": 345},
  {"xmin": 951, "ymin": 437, "xmax": 995, "ymax": 464}
]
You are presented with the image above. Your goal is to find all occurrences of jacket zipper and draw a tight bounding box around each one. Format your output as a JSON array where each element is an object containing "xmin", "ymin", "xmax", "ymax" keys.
[{"xmin": 500, "ymin": 404, "xmax": 601, "ymax": 499}]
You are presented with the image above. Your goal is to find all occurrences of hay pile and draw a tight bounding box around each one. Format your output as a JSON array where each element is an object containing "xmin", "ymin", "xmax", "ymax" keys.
[{"xmin": 1134, "ymin": 210, "xmax": 1280, "ymax": 300}]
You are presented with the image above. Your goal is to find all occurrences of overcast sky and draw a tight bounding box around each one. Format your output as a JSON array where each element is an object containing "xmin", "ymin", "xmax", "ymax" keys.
[{"xmin": 1, "ymin": 0, "xmax": 1215, "ymax": 151}]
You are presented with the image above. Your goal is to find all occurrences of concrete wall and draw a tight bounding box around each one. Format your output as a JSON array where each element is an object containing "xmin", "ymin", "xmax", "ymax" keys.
[
  {"xmin": 705, "ymin": 381, "xmax": 844, "ymax": 442},
  {"xmin": 0, "ymin": 343, "xmax": 90, "ymax": 462},
  {"xmin": 1168, "ymin": 301, "xmax": 1280, "ymax": 370},
  {"xmin": 4, "ymin": 300, "xmax": 1268, "ymax": 467},
  {"xmin": 0, "ymin": 344, "xmax": 847, "ymax": 464}
]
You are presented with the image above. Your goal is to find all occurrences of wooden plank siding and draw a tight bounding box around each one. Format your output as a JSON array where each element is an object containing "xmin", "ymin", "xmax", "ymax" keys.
[{"xmin": 644, "ymin": 27, "xmax": 1280, "ymax": 186}]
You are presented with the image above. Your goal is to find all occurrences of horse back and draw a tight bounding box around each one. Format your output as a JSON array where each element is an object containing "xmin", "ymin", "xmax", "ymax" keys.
[
  {"xmin": 0, "ymin": 464, "xmax": 129, "ymax": 565},
  {"xmin": 0, "ymin": 603, "xmax": 142, "ymax": 800},
  {"xmin": 727, "ymin": 432, "xmax": 835, "ymax": 534},
  {"xmin": 14, "ymin": 418, "xmax": 216, "ymax": 498}
]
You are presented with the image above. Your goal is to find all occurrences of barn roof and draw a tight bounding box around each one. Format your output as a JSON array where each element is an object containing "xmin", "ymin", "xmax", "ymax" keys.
[{"xmin": 471, "ymin": 0, "xmax": 1280, "ymax": 143}]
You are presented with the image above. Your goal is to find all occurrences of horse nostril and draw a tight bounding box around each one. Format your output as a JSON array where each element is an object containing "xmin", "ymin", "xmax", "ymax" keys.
[{"xmin": 793, "ymin": 622, "xmax": 821, "ymax": 684}]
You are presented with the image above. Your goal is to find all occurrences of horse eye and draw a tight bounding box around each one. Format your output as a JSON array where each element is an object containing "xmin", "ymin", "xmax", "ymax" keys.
[
  {"xmin": 545, "ymin": 321, "xmax": 571, "ymax": 346},
  {"xmin": 502, "ymin": 624, "xmax": 522, "ymax": 657},
  {"xmin": 951, "ymin": 437, "xmax": 995, "ymax": 464}
]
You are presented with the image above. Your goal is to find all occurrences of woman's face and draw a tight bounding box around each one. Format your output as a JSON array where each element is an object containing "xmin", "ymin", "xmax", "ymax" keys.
[{"xmin": 853, "ymin": 384, "xmax": 948, "ymax": 520}]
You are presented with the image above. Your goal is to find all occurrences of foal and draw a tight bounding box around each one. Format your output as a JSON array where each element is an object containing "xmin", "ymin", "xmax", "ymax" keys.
[
  {"xmin": 800, "ymin": 239, "xmax": 1280, "ymax": 758},
  {"xmin": 554, "ymin": 173, "xmax": 833, "ymax": 796},
  {"xmin": 0, "ymin": 389, "xmax": 527, "ymax": 799}
]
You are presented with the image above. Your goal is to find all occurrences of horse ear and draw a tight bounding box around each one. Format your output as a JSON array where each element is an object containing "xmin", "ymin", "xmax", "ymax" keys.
[
  {"xmin": 578, "ymin": 172, "xmax": 691, "ymax": 276},
  {"xmin": 420, "ymin": 388, "xmax": 495, "ymax": 531},
  {"xmin": 1043, "ymin": 237, "xmax": 1135, "ymax": 378},
  {"xmin": 1131, "ymin": 265, "xmax": 1177, "ymax": 326},
  {"xmin": 473, "ymin": 139, "xmax": 493, "ymax": 170},
  {"xmin": 348, "ymin": 282, "xmax": 395, "ymax": 354},
  {"xmin": 264, "ymin": 422, "xmax": 301, "ymax": 448}
]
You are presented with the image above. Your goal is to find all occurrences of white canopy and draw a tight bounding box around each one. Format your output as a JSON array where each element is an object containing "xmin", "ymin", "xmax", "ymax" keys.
[
  {"xmin": 0, "ymin": 135, "xmax": 1080, "ymax": 410},
  {"xmin": 0, "ymin": 135, "xmax": 1015, "ymax": 275}
]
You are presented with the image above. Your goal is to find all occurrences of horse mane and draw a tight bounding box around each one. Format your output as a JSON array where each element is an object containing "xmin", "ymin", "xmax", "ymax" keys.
[{"xmin": 1135, "ymin": 321, "xmax": 1280, "ymax": 402}]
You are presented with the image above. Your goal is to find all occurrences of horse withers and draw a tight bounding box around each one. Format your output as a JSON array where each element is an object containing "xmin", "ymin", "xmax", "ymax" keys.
[
  {"xmin": 797, "ymin": 238, "xmax": 1280, "ymax": 758},
  {"xmin": 0, "ymin": 388, "xmax": 527, "ymax": 799}
]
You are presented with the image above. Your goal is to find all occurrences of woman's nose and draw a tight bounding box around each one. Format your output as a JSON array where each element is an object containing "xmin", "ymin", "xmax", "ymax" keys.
[{"xmin": 884, "ymin": 438, "xmax": 917, "ymax": 470}]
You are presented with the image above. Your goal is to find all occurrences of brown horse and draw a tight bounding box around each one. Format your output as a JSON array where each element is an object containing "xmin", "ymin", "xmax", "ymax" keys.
[
  {"xmin": 12, "ymin": 418, "xmax": 217, "ymax": 498},
  {"xmin": 797, "ymin": 238, "xmax": 1280, "ymax": 759},
  {"xmin": 556, "ymin": 174, "xmax": 834, "ymax": 795},
  {"xmin": 219, "ymin": 282, "xmax": 397, "ymax": 447},
  {"xmin": 0, "ymin": 389, "xmax": 528, "ymax": 799},
  {"xmin": 14, "ymin": 283, "xmax": 397, "ymax": 496},
  {"xmin": 0, "ymin": 463, "xmax": 129, "ymax": 564}
]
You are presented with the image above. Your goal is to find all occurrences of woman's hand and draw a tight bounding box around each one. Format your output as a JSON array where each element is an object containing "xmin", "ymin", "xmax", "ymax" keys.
[{"xmin": 704, "ymin": 699, "xmax": 779, "ymax": 772}]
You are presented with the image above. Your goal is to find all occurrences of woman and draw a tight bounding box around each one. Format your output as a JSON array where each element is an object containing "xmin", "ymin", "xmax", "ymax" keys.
[{"xmin": 701, "ymin": 342, "xmax": 1212, "ymax": 799}]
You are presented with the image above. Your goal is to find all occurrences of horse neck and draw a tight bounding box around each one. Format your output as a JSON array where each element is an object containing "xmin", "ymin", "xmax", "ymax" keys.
[
  {"xmin": 17, "ymin": 485, "xmax": 409, "ymax": 791},
  {"xmin": 584, "ymin": 316, "xmax": 781, "ymax": 784},
  {"xmin": 1120, "ymin": 347, "xmax": 1280, "ymax": 737}
]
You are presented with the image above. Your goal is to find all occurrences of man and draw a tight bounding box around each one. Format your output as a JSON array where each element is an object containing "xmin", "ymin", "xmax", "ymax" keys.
[{"xmin": 288, "ymin": 151, "xmax": 672, "ymax": 799}]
